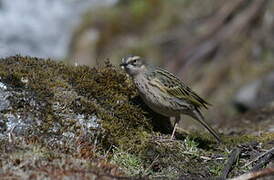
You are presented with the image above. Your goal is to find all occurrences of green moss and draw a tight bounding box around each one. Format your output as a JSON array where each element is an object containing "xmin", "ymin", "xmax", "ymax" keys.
[
  {"xmin": 0, "ymin": 55, "xmax": 156, "ymax": 178},
  {"xmin": 218, "ymin": 133, "xmax": 274, "ymax": 148},
  {"xmin": 0, "ymin": 55, "xmax": 153, "ymax": 153}
]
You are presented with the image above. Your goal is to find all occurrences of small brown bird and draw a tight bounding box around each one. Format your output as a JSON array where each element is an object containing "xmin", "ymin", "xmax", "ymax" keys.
[{"xmin": 120, "ymin": 55, "xmax": 221, "ymax": 142}]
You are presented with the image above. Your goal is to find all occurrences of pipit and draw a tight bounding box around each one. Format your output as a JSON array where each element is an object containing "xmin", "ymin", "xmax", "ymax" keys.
[{"xmin": 120, "ymin": 55, "xmax": 221, "ymax": 142}]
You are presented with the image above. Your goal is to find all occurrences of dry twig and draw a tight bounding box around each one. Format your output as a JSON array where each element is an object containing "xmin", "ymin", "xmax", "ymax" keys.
[{"xmin": 221, "ymin": 147, "xmax": 242, "ymax": 179}]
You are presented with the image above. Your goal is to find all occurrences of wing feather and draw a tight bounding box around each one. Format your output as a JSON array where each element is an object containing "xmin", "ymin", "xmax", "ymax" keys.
[{"xmin": 147, "ymin": 68, "xmax": 210, "ymax": 109}]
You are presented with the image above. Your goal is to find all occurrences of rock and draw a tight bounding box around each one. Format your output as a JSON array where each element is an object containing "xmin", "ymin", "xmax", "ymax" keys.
[{"xmin": 234, "ymin": 71, "xmax": 274, "ymax": 112}]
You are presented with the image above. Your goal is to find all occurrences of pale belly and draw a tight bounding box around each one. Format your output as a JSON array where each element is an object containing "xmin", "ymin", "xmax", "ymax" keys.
[{"xmin": 134, "ymin": 78, "xmax": 187, "ymax": 117}]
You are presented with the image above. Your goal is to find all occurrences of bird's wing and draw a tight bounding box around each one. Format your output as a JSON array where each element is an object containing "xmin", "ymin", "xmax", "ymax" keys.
[{"xmin": 147, "ymin": 68, "xmax": 210, "ymax": 109}]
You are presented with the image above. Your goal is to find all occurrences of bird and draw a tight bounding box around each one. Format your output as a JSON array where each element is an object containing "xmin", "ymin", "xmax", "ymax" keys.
[{"xmin": 120, "ymin": 55, "xmax": 221, "ymax": 142}]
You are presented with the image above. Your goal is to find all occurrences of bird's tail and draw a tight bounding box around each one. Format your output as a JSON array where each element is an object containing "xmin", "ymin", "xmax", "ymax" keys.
[{"xmin": 192, "ymin": 108, "xmax": 221, "ymax": 143}]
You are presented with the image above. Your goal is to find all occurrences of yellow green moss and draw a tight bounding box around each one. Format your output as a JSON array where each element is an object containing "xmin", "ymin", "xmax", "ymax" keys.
[{"xmin": 0, "ymin": 55, "xmax": 153, "ymax": 153}]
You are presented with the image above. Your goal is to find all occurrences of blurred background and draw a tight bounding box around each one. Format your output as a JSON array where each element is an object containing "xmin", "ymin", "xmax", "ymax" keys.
[{"xmin": 1, "ymin": 0, "xmax": 274, "ymax": 130}]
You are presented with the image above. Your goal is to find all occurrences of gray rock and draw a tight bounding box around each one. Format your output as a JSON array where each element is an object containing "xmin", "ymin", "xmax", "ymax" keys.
[
  {"xmin": 234, "ymin": 71, "xmax": 274, "ymax": 112},
  {"xmin": 0, "ymin": 79, "xmax": 100, "ymax": 141},
  {"xmin": 0, "ymin": 85, "xmax": 10, "ymax": 111}
]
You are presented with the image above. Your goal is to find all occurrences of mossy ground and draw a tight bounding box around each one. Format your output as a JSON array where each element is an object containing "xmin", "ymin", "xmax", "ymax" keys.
[{"xmin": 0, "ymin": 56, "xmax": 273, "ymax": 179}]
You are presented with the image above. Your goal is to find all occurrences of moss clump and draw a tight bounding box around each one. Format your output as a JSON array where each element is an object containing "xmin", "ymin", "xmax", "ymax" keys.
[
  {"xmin": 0, "ymin": 55, "xmax": 153, "ymax": 153},
  {"xmin": 66, "ymin": 62, "xmax": 153, "ymax": 152},
  {"xmin": 0, "ymin": 55, "xmax": 155, "ymax": 178}
]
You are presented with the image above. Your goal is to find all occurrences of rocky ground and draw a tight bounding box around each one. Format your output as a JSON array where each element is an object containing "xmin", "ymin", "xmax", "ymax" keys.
[{"xmin": 0, "ymin": 56, "xmax": 273, "ymax": 179}]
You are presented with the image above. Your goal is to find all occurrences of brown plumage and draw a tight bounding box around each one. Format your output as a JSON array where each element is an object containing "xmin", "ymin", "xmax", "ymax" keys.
[{"xmin": 120, "ymin": 55, "xmax": 221, "ymax": 142}]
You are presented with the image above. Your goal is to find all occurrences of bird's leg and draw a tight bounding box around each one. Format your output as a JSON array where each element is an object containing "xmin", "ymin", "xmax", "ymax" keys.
[{"xmin": 171, "ymin": 116, "xmax": 180, "ymax": 140}]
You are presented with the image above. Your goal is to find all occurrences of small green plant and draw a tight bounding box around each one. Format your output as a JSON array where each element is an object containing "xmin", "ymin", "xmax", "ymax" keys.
[
  {"xmin": 183, "ymin": 137, "xmax": 199, "ymax": 153},
  {"xmin": 110, "ymin": 147, "xmax": 145, "ymax": 176},
  {"xmin": 209, "ymin": 164, "xmax": 223, "ymax": 176}
]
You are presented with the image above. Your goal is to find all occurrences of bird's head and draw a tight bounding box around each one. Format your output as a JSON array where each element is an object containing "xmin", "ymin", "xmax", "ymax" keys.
[{"xmin": 120, "ymin": 55, "xmax": 147, "ymax": 76}]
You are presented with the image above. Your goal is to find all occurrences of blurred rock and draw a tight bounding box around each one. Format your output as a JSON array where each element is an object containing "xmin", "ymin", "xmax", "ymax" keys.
[
  {"xmin": 234, "ymin": 71, "xmax": 274, "ymax": 112},
  {"xmin": 0, "ymin": 0, "xmax": 116, "ymax": 58}
]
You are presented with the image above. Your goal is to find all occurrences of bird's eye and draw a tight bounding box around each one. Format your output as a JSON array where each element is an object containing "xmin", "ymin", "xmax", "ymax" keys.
[{"xmin": 132, "ymin": 60, "xmax": 137, "ymax": 64}]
